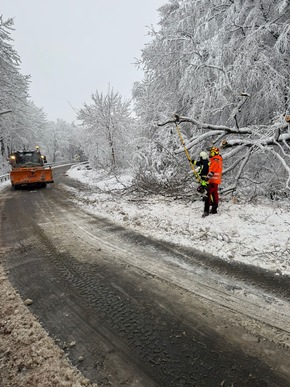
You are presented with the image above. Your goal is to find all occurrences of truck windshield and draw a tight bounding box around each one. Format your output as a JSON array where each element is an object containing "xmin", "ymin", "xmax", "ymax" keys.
[{"xmin": 16, "ymin": 152, "xmax": 43, "ymax": 166}]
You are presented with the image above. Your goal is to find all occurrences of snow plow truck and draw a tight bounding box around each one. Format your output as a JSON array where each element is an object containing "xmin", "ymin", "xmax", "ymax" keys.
[{"xmin": 8, "ymin": 147, "xmax": 54, "ymax": 189}]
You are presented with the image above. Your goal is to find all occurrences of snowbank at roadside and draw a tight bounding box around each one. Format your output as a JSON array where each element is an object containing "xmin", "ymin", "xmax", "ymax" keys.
[
  {"xmin": 0, "ymin": 263, "xmax": 97, "ymax": 387},
  {"xmin": 66, "ymin": 165, "xmax": 290, "ymax": 277}
]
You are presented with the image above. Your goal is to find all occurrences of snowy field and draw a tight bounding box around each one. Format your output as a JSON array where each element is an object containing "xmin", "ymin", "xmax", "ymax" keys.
[{"xmin": 65, "ymin": 165, "xmax": 290, "ymax": 277}]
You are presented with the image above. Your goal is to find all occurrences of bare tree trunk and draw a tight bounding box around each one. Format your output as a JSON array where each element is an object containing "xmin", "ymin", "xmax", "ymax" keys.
[{"xmin": 108, "ymin": 129, "xmax": 116, "ymax": 169}]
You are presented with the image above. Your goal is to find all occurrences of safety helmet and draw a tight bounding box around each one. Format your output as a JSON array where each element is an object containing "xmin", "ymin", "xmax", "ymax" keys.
[
  {"xmin": 209, "ymin": 147, "xmax": 219, "ymax": 156},
  {"xmin": 199, "ymin": 151, "xmax": 208, "ymax": 160}
]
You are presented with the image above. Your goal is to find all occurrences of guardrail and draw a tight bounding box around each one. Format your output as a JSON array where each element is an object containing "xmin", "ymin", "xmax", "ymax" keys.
[
  {"xmin": 0, "ymin": 173, "xmax": 9, "ymax": 183},
  {"xmin": 51, "ymin": 160, "xmax": 89, "ymax": 167},
  {"xmin": 0, "ymin": 161, "xmax": 88, "ymax": 184}
]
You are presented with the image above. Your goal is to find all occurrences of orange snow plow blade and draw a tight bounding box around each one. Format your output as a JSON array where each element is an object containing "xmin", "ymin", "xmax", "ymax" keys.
[{"xmin": 10, "ymin": 167, "xmax": 54, "ymax": 188}]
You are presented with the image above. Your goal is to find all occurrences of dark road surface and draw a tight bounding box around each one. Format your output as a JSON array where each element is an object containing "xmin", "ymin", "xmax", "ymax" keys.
[{"xmin": 1, "ymin": 166, "xmax": 290, "ymax": 386}]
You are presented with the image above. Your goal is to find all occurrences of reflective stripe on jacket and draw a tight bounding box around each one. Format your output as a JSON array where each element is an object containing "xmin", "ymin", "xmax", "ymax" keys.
[{"xmin": 207, "ymin": 154, "xmax": 223, "ymax": 185}]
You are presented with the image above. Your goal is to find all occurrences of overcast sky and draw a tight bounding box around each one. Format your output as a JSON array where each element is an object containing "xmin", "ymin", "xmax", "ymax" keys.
[{"xmin": 1, "ymin": 1, "xmax": 165, "ymax": 122}]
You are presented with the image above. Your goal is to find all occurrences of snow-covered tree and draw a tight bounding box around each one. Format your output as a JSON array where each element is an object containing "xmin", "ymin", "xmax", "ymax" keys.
[
  {"xmin": 41, "ymin": 119, "xmax": 81, "ymax": 163},
  {"xmin": 135, "ymin": 0, "xmax": 290, "ymax": 125},
  {"xmin": 0, "ymin": 16, "xmax": 47, "ymax": 172},
  {"xmin": 133, "ymin": 0, "xmax": 290, "ymax": 198},
  {"xmin": 77, "ymin": 88, "xmax": 136, "ymax": 170}
]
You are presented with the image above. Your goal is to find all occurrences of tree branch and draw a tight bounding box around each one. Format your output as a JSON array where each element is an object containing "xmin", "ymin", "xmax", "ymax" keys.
[
  {"xmin": 221, "ymin": 147, "xmax": 253, "ymax": 194},
  {"xmin": 271, "ymin": 149, "xmax": 290, "ymax": 190},
  {"xmin": 157, "ymin": 115, "xmax": 252, "ymax": 134}
]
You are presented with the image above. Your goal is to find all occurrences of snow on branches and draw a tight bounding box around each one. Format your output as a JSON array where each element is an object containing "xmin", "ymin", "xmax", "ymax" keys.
[{"xmin": 158, "ymin": 112, "xmax": 290, "ymax": 195}]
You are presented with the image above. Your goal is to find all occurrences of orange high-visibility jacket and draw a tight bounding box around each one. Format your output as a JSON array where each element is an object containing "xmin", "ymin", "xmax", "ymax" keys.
[{"xmin": 207, "ymin": 154, "xmax": 223, "ymax": 185}]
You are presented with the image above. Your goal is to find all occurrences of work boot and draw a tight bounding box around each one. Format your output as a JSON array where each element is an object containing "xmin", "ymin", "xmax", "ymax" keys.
[{"xmin": 202, "ymin": 212, "xmax": 209, "ymax": 218}]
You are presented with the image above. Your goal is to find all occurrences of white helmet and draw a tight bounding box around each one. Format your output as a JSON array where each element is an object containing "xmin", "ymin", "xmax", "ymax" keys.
[{"xmin": 199, "ymin": 151, "xmax": 208, "ymax": 160}]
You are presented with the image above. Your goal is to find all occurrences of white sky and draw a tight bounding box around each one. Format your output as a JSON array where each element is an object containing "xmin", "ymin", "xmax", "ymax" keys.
[{"xmin": 1, "ymin": 1, "xmax": 165, "ymax": 122}]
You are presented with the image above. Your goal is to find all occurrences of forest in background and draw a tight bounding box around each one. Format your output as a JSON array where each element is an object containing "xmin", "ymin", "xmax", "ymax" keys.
[{"xmin": 1, "ymin": 0, "xmax": 289, "ymax": 199}]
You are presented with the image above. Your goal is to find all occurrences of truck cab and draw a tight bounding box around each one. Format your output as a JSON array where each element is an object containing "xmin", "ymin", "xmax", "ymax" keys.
[{"xmin": 9, "ymin": 148, "xmax": 54, "ymax": 189}]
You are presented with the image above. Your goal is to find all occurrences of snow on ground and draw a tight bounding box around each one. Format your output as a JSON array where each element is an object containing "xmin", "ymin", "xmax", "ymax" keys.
[{"xmin": 67, "ymin": 165, "xmax": 290, "ymax": 277}]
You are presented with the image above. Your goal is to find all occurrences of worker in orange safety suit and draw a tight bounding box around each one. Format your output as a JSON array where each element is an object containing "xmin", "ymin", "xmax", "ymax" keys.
[{"xmin": 202, "ymin": 147, "xmax": 223, "ymax": 217}]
